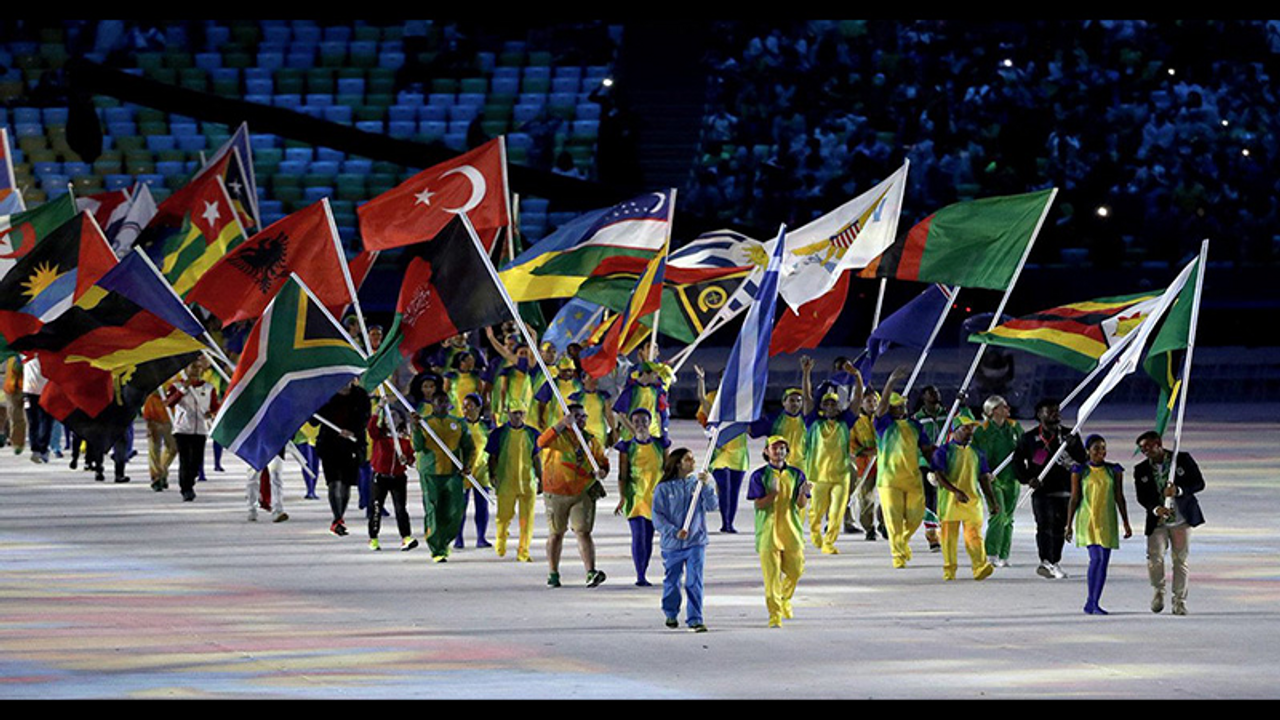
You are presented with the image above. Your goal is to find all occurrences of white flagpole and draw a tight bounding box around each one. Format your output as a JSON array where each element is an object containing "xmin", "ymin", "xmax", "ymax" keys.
[
  {"xmin": 1167, "ymin": 239, "xmax": 1209, "ymax": 510},
  {"xmin": 570, "ymin": 305, "xmax": 608, "ymax": 345},
  {"xmin": 323, "ymin": 198, "xmax": 372, "ymax": 356},
  {"xmin": 457, "ymin": 211, "xmax": 602, "ymax": 476},
  {"xmin": 381, "ymin": 380, "xmax": 495, "ymax": 506},
  {"xmin": 933, "ymin": 188, "xmax": 1057, "ymax": 446},
  {"xmin": 649, "ymin": 188, "xmax": 677, "ymax": 359},
  {"xmin": 682, "ymin": 423, "xmax": 721, "ymax": 532},
  {"xmin": 871, "ymin": 278, "xmax": 888, "ymax": 330}
]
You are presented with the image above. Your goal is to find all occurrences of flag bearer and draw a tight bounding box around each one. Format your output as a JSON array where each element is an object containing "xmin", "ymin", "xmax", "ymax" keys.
[
  {"xmin": 485, "ymin": 404, "xmax": 542, "ymax": 561},
  {"xmin": 412, "ymin": 390, "xmax": 475, "ymax": 562},
  {"xmin": 747, "ymin": 436, "xmax": 811, "ymax": 628}
]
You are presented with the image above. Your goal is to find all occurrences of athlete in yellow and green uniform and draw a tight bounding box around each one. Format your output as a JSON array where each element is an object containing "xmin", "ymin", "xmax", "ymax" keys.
[
  {"xmin": 614, "ymin": 408, "xmax": 671, "ymax": 586},
  {"xmin": 492, "ymin": 346, "xmax": 541, "ymax": 425},
  {"xmin": 613, "ymin": 362, "xmax": 668, "ymax": 441},
  {"xmin": 411, "ymin": 390, "xmax": 475, "ymax": 562},
  {"xmin": 1067, "ymin": 434, "xmax": 1132, "ymax": 614},
  {"xmin": 454, "ymin": 393, "xmax": 493, "ymax": 550},
  {"xmin": 802, "ymin": 391, "xmax": 860, "ymax": 554},
  {"xmin": 747, "ymin": 436, "xmax": 810, "ymax": 628},
  {"xmin": 569, "ymin": 373, "xmax": 614, "ymax": 449},
  {"xmin": 534, "ymin": 356, "xmax": 585, "ymax": 431},
  {"xmin": 695, "ymin": 369, "xmax": 750, "ymax": 533},
  {"xmin": 484, "ymin": 405, "xmax": 541, "ymax": 561},
  {"xmin": 444, "ymin": 350, "xmax": 487, "ymax": 420},
  {"xmin": 874, "ymin": 366, "xmax": 937, "ymax": 569},
  {"xmin": 930, "ymin": 417, "xmax": 999, "ymax": 581}
]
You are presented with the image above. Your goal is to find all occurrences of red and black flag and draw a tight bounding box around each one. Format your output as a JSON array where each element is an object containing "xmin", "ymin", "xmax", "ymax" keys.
[{"xmin": 359, "ymin": 216, "xmax": 511, "ymax": 390}]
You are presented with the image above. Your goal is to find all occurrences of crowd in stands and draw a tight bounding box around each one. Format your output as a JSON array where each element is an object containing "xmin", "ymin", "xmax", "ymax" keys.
[{"xmin": 686, "ymin": 20, "xmax": 1280, "ymax": 268}]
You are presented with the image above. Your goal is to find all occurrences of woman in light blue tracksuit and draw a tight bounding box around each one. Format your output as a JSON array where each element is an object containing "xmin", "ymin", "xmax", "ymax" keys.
[{"xmin": 652, "ymin": 447, "xmax": 718, "ymax": 633}]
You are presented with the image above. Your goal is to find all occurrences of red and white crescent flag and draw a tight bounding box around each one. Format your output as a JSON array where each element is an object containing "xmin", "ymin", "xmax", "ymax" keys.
[{"xmin": 358, "ymin": 137, "xmax": 509, "ymax": 252}]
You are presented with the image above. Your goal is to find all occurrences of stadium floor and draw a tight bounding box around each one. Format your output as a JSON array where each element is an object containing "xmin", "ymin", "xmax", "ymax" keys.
[{"xmin": 0, "ymin": 407, "xmax": 1276, "ymax": 699}]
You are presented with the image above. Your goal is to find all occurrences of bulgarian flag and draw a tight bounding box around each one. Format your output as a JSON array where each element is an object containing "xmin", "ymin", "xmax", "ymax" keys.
[
  {"xmin": 860, "ymin": 189, "xmax": 1054, "ymax": 291},
  {"xmin": 970, "ymin": 291, "xmax": 1164, "ymax": 373}
]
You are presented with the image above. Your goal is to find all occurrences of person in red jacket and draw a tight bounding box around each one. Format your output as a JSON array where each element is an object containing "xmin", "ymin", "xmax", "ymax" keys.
[{"xmin": 367, "ymin": 400, "xmax": 419, "ymax": 552}]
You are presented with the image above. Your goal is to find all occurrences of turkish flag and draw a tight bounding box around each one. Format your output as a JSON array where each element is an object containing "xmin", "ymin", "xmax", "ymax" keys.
[
  {"xmin": 187, "ymin": 200, "xmax": 351, "ymax": 324},
  {"xmin": 358, "ymin": 138, "xmax": 509, "ymax": 252},
  {"xmin": 768, "ymin": 269, "xmax": 851, "ymax": 356}
]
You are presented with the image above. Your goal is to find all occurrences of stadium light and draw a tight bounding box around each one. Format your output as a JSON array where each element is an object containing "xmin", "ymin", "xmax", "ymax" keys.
[
  {"xmin": 1096, "ymin": 205, "xmax": 1110, "ymax": 218},
  {"xmin": 1242, "ymin": 148, "xmax": 1251, "ymax": 157},
  {"xmin": 1222, "ymin": 119, "xmax": 1230, "ymax": 127},
  {"xmin": 1002, "ymin": 58, "xmax": 1013, "ymax": 68},
  {"xmin": 1167, "ymin": 68, "xmax": 1176, "ymax": 76},
  {"xmin": 602, "ymin": 77, "xmax": 614, "ymax": 88}
]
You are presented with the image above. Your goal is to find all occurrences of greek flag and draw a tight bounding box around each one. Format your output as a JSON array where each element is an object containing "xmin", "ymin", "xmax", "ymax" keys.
[{"xmin": 707, "ymin": 225, "xmax": 787, "ymax": 430}]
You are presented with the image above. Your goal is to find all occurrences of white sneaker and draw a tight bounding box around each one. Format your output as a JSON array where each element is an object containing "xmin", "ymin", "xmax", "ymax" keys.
[
  {"xmin": 247, "ymin": 509, "xmax": 258, "ymax": 522},
  {"xmin": 994, "ymin": 558, "xmax": 1008, "ymax": 568},
  {"xmin": 1050, "ymin": 563, "xmax": 1068, "ymax": 579},
  {"xmin": 1036, "ymin": 560, "xmax": 1054, "ymax": 578}
]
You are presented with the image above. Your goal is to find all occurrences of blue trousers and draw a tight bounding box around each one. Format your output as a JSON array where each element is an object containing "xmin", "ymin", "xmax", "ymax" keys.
[
  {"xmin": 713, "ymin": 468, "xmax": 744, "ymax": 532},
  {"xmin": 1086, "ymin": 545, "xmax": 1113, "ymax": 612},
  {"xmin": 629, "ymin": 516, "xmax": 655, "ymax": 583},
  {"xmin": 357, "ymin": 461, "xmax": 373, "ymax": 515},
  {"xmin": 295, "ymin": 443, "xmax": 320, "ymax": 497},
  {"xmin": 662, "ymin": 545, "xmax": 706, "ymax": 626}
]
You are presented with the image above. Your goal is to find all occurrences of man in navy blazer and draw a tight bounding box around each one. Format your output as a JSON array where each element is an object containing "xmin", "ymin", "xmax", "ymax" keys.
[{"xmin": 1134, "ymin": 431, "xmax": 1206, "ymax": 616}]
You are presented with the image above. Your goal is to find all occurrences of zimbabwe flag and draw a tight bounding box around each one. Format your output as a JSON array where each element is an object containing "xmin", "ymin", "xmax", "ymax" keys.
[
  {"xmin": 860, "ymin": 190, "xmax": 1054, "ymax": 291},
  {"xmin": 969, "ymin": 291, "xmax": 1163, "ymax": 373}
]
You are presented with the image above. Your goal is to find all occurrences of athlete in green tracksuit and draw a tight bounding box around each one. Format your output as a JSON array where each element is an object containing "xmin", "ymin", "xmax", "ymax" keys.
[
  {"xmin": 970, "ymin": 395, "xmax": 1023, "ymax": 567},
  {"xmin": 412, "ymin": 390, "xmax": 475, "ymax": 562}
]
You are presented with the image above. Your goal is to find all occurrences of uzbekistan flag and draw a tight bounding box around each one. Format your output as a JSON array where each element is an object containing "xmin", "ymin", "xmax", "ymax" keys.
[{"xmin": 499, "ymin": 190, "xmax": 673, "ymax": 301}]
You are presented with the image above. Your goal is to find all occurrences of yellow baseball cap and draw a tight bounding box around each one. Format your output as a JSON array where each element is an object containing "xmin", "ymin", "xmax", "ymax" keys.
[
  {"xmin": 767, "ymin": 435, "xmax": 790, "ymax": 449},
  {"xmin": 821, "ymin": 392, "xmax": 840, "ymax": 403},
  {"xmin": 507, "ymin": 402, "xmax": 528, "ymax": 413},
  {"xmin": 889, "ymin": 392, "xmax": 907, "ymax": 406},
  {"xmin": 955, "ymin": 415, "xmax": 982, "ymax": 428},
  {"xmin": 783, "ymin": 387, "xmax": 804, "ymax": 399}
]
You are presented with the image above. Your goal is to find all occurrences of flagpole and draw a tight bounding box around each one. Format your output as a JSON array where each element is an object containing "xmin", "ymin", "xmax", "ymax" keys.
[
  {"xmin": 1167, "ymin": 239, "xmax": 1209, "ymax": 511},
  {"xmin": 988, "ymin": 324, "xmax": 1149, "ymax": 482},
  {"xmin": 933, "ymin": 188, "xmax": 1057, "ymax": 446},
  {"xmin": 323, "ymin": 198, "xmax": 372, "ymax": 356},
  {"xmin": 571, "ymin": 305, "xmax": 607, "ymax": 345},
  {"xmin": 457, "ymin": 211, "xmax": 603, "ymax": 477},
  {"xmin": 649, "ymin": 188, "xmax": 677, "ymax": 360},
  {"xmin": 508, "ymin": 191, "xmax": 519, "ymax": 263},
  {"xmin": 682, "ymin": 422, "xmax": 721, "ymax": 532},
  {"xmin": 903, "ymin": 286, "xmax": 959, "ymax": 396},
  {"xmin": 381, "ymin": 380, "xmax": 495, "ymax": 506},
  {"xmin": 871, "ymin": 278, "xmax": 888, "ymax": 330}
]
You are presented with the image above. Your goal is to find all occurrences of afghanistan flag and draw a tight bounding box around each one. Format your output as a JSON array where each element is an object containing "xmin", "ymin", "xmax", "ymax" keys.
[
  {"xmin": 211, "ymin": 275, "xmax": 367, "ymax": 471},
  {"xmin": 1142, "ymin": 260, "xmax": 1202, "ymax": 435},
  {"xmin": 136, "ymin": 153, "xmax": 247, "ymax": 298},
  {"xmin": 0, "ymin": 192, "xmax": 79, "ymax": 278},
  {"xmin": 186, "ymin": 199, "xmax": 351, "ymax": 324},
  {"xmin": 969, "ymin": 290, "xmax": 1164, "ymax": 373},
  {"xmin": 360, "ymin": 216, "xmax": 512, "ymax": 390},
  {"xmin": 0, "ymin": 210, "xmax": 117, "ymax": 346},
  {"xmin": 499, "ymin": 190, "xmax": 672, "ymax": 301},
  {"xmin": 860, "ymin": 189, "xmax": 1054, "ymax": 291}
]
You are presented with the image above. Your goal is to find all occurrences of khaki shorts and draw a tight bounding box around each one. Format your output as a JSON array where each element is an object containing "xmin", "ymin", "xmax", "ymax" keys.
[{"xmin": 544, "ymin": 489, "xmax": 597, "ymax": 536}]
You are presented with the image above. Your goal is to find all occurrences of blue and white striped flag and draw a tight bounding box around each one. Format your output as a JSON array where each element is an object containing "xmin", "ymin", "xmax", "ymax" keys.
[{"xmin": 707, "ymin": 225, "xmax": 787, "ymax": 432}]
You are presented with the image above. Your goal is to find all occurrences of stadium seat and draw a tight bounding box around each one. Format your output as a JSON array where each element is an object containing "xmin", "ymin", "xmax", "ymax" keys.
[
  {"xmin": 420, "ymin": 106, "xmax": 446, "ymax": 123},
  {"xmin": 323, "ymin": 105, "xmax": 353, "ymax": 124},
  {"xmin": 315, "ymin": 147, "xmax": 345, "ymax": 163}
]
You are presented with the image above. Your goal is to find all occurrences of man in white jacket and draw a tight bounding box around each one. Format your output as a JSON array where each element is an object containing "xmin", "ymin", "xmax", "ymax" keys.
[{"xmin": 165, "ymin": 357, "xmax": 218, "ymax": 502}]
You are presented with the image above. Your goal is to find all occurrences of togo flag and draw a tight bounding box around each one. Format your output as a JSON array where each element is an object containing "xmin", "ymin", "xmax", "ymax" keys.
[{"xmin": 211, "ymin": 274, "xmax": 366, "ymax": 471}]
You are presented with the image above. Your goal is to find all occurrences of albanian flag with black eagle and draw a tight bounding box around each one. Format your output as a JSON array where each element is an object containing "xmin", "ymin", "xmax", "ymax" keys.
[{"xmin": 360, "ymin": 216, "xmax": 511, "ymax": 391}]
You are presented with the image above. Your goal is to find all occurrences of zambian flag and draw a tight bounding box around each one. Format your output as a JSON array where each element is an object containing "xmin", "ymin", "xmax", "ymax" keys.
[
  {"xmin": 860, "ymin": 189, "xmax": 1054, "ymax": 291},
  {"xmin": 210, "ymin": 275, "xmax": 366, "ymax": 470},
  {"xmin": 1142, "ymin": 260, "xmax": 1201, "ymax": 435},
  {"xmin": 969, "ymin": 291, "xmax": 1163, "ymax": 373}
]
